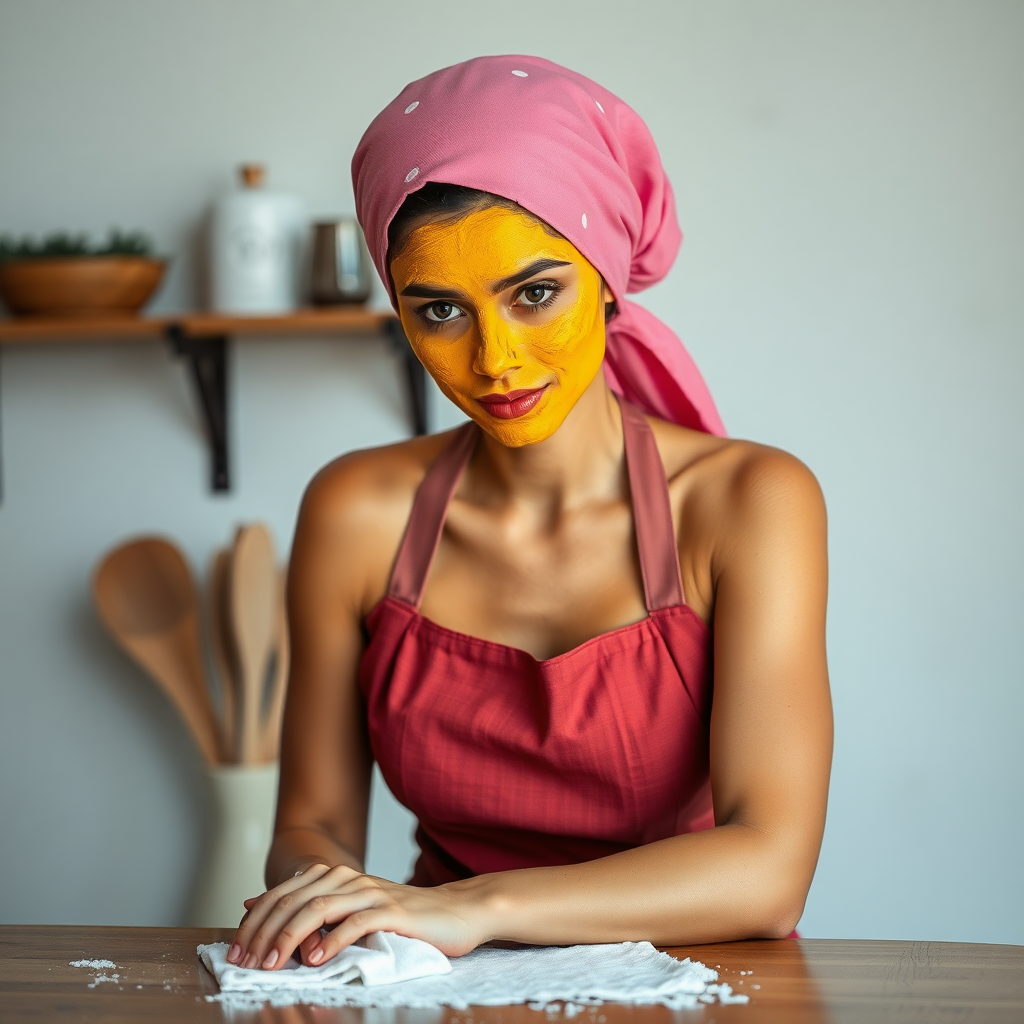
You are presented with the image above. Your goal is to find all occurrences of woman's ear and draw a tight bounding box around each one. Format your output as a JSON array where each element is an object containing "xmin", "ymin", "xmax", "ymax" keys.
[{"xmin": 601, "ymin": 281, "xmax": 618, "ymax": 322}]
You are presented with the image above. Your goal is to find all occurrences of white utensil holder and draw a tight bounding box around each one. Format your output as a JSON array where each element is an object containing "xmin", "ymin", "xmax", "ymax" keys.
[{"xmin": 189, "ymin": 763, "xmax": 279, "ymax": 927}]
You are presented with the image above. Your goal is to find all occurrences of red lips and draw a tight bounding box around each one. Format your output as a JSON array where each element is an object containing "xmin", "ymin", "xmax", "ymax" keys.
[{"xmin": 476, "ymin": 386, "xmax": 548, "ymax": 419}]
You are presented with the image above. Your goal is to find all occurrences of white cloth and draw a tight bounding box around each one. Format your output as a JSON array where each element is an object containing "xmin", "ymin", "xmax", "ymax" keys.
[
  {"xmin": 198, "ymin": 935, "xmax": 747, "ymax": 1011},
  {"xmin": 198, "ymin": 931, "xmax": 450, "ymax": 991}
]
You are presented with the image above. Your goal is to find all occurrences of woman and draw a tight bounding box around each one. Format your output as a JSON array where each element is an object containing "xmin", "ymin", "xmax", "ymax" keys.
[{"xmin": 228, "ymin": 55, "xmax": 831, "ymax": 972}]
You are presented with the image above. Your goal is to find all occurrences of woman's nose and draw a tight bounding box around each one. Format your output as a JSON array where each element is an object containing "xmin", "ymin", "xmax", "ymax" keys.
[{"xmin": 471, "ymin": 318, "xmax": 522, "ymax": 380}]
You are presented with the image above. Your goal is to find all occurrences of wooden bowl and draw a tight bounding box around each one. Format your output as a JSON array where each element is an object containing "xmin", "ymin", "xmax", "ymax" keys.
[{"xmin": 0, "ymin": 257, "xmax": 166, "ymax": 318}]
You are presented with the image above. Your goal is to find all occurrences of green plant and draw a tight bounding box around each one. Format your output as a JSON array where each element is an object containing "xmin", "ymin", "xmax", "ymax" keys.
[{"xmin": 0, "ymin": 228, "xmax": 157, "ymax": 261}]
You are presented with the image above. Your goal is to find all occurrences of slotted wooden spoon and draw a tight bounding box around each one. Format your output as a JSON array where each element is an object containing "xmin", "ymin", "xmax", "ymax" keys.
[{"xmin": 93, "ymin": 537, "xmax": 220, "ymax": 765}]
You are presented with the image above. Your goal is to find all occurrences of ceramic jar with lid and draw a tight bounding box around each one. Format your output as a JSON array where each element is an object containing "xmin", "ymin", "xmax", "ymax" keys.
[{"xmin": 209, "ymin": 164, "xmax": 304, "ymax": 314}]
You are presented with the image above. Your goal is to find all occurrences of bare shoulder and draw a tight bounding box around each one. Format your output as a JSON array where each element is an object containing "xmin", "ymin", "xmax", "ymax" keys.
[
  {"xmin": 302, "ymin": 431, "xmax": 454, "ymax": 526},
  {"xmin": 293, "ymin": 429, "xmax": 460, "ymax": 613},
  {"xmin": 649, "ymin": 417, "xmax": 826, "ymax": 567},
  {"xmin": 715, "ymin": 439, "xmax": 826, "ymax": 570}
]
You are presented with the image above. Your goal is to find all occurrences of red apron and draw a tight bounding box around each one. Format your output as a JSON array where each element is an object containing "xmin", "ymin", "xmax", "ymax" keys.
[{"xmin": 359, "ymin": 400, "xmax": 714, "ymax": 885}]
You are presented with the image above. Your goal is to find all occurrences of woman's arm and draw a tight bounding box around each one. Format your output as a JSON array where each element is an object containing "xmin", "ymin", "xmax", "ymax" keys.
[
  {"xmin": 229, "ymin": 449, "xmax": 415, "ymax": 967},
  {"xmin": 264, "ymin": 464, "xmax": 374, "ymax": 886},
  {"xmin": 231, "ymin": 445, "xmax": 831, "ymax": 968}
]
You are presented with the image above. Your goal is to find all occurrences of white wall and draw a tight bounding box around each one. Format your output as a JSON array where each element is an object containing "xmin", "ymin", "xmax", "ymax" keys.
[{"xmin": 0, "ymin": 0, "xmax": 1020, "ymax": 942}]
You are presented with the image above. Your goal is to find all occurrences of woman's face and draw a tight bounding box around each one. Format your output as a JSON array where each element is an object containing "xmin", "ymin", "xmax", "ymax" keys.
[{"xmin": 390, "ymin": 206, "xmax": 610, "ymax": 447}]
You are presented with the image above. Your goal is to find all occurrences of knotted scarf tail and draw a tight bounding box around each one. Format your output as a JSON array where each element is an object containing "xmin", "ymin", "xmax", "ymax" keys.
[{"xmin": 603, "ymin": 300, "xmax": 727, "ymax": 436}]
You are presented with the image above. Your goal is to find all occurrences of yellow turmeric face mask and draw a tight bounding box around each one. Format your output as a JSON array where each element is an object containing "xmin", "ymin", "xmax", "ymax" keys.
[{"xmin": 390, "ymin": 206, "xmax": 608, "ymax": 447}]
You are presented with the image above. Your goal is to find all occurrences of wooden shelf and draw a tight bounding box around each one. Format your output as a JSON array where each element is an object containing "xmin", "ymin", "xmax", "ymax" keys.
[
  {"xmin": 0, "ymin": 316, "xmax": 166, "ymax": 344},
  {"xmin": 0, "ymin": 307, "xmax": 425, "ymax": 500},
  {"xmin": 0, "ymin": 307, "xmax": 393, "ymax": 345}
]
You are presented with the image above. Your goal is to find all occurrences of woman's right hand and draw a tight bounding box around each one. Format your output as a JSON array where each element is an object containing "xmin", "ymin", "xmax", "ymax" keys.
[
  {"xmin": 230, "ymin": 864, "xmax": 333, "ymax": 968},
  {"xmin": 226, "ymin": 862, "xmax": 486, "ymax": 970}
]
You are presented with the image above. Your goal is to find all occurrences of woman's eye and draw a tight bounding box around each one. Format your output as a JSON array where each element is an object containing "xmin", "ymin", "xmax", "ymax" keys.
[
  {"xmin": 515, "ymin": 283, "xmax": 557, "ymax": 308},
  {"xmin": 422, "ymin": 301, "xmax": 463, "ymax": 323}
]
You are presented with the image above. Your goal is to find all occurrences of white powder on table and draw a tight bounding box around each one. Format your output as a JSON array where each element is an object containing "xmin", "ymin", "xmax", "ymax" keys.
[
  {"xmin": 87, "ymin": 972, "xmax": 121, "ymax": 988},
  {"xmin": 69, "ymin": 958, "xmax": 122, "ymax": 989}
]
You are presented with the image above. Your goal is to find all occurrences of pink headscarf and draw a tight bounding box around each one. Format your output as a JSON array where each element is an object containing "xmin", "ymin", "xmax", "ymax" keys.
[{"xmin": 352, "ymin": 55, "xmax": 725, "ymax": 435}]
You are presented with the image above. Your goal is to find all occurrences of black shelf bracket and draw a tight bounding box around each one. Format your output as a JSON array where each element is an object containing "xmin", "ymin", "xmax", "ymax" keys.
[
  {"xmin": 166, "ymin": 317, "xmax": 426, "ymax": 497},
  {"xmin": 384, "ymin": 317, "xmax": 428, "ymax": 437},
  {"xmin": 166, "ymin": 325, "xmax": 230, "ymax": 492},
  {"xmin": 0, "ymin": 316, "xmax": 426, "ymax": 505}
]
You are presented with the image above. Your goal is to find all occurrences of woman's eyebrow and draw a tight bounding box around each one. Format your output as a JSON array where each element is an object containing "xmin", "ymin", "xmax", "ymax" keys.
[
  {"xmin": 399, "ymin": 282, "xmax": 466, "ymax": 299},
  {"xmin": 489, "ymin": 258, "xmax": 571, "ymax": 295},
  {"xmin": 398, "ymin": 258, "xmax": 571, "ymax": 300}
]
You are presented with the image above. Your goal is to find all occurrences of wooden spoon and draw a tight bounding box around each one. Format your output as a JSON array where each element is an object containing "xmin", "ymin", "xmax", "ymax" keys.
[
  {"xmin": 93, "ymin": 537, "xmax": 220, "ymax": 766},
  {"xmin": 207, "ymin": 548, "xmax": 239, "ymax": 762},
  {"xmin": 228, "ymin": 523, "xmax": 278, "ymax": 764},
  {"xmin": 259, "ymin": 568, "xmax": 290, "ymax": 762}
]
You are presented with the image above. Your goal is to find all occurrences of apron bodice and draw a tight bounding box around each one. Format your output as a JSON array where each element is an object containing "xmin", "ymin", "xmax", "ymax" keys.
[{"xmin": 358, "ymin": 399, "xmax": 714, "ymax": 885}]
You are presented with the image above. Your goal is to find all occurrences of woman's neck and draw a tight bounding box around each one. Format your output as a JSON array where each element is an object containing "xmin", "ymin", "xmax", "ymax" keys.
[{"xmin": 470, "ymin": 371, "xmax": 626, "ymax": 511}]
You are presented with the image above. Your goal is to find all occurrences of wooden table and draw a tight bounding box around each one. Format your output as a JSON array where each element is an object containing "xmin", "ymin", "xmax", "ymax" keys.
[{"xmin": 1, "ymin": 926, "xmax": 1021, "ymax": 1022}]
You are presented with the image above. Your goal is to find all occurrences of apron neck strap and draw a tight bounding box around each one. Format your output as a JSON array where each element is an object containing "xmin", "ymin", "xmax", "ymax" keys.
[
  {"xmin": 619, "ymin": 398, "xmax": 686, "ymax": 611},
  {"xmin": 388, "ymin": 422, "xmax": 478, "ymax": 608}
]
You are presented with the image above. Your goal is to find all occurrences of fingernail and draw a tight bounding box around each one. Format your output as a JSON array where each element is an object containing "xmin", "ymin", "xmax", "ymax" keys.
[
  {"xmin": 227, "ymin": 944, "xmax": 241, "ymax": 963},
  {"xmin": 243, "ymin": 953, "xmax": 258, "ymax": 970},
  {"xmin": 308, "ymin": 947, "xmax": 324, "ymax": 965},
  {"xmin": 262, "ymin": 949, "xmax": 279, "ymax": 970}
]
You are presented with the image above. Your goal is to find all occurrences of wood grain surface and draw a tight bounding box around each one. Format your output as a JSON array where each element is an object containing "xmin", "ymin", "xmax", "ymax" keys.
[{"xmin": 1, "ymin": 926, "xmax": 1021, "ymax": 1023}]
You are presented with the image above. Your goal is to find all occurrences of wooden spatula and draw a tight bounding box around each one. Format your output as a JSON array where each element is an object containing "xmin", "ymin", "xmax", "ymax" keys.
[
  {"xmin": 93, "ymin": 537, "xmax": 221, "ymax": 766},
  {"xmin": 228, "ymin": 523, "xmax": 278, "ymax": 764},
  {"xmin": 259, "ymin": 568, "xmax": 290, "ymax": 762},
  {"xmin": 207, "ymin": 548, "xmax": 239, "ymax": 762}
]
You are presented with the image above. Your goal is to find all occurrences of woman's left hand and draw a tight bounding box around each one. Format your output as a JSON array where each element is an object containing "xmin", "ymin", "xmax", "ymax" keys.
[{"xmin": 227, "ymin": 863, "xmax": 485, "ymax": 970}]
